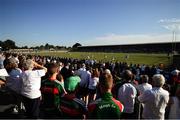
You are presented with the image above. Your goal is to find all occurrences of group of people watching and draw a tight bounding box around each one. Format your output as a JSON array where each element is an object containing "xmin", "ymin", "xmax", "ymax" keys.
[{"xmin": 0, "ymin": 52, "xmax": 180, "ymax": 119}]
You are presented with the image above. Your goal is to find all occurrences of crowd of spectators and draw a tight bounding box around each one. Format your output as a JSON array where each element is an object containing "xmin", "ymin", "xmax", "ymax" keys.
[{"xmin": 0, "ymin": 52, "xmax": 180, "ymax": 119}]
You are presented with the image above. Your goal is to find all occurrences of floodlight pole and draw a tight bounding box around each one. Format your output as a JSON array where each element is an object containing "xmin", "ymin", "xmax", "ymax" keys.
[
  {"xmin": 173, "ymin": 30, "xmax": 177, "ymax": 53},
  {"xmin": 172, "ymin": 30, "xmax": 175, "ymax": 54}
]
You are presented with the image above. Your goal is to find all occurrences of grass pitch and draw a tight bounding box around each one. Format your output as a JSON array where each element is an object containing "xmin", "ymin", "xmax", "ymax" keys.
[{"xmin": 30, "ymin": 51, "xmax": 172, "ymax": 66}]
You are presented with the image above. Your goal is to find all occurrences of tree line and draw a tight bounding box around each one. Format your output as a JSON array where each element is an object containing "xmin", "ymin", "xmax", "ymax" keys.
[{"xmin": 0, "ymin": 39, "xmax": 82, "ymax": 51}]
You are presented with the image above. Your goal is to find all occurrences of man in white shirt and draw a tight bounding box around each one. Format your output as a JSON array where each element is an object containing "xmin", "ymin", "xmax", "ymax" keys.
[
  {"xmin": 78, "ymin": 63, "xmax": 89, "ymax": 87},
  {"xmin": 77, "ymin": 63, "xmax": 91, "ymax": 105},
  {"xmin": 117, "ymin": 70, "xmax": 137, "ymax": 119},
  {"xmin": 21, "ymin": 59, "xmax": 47, "ymax": 118},
  {"xmin": 137, "ymin": 75, "xmax": 152, "ymax": 95},
  {"xmin": 138, "ymin": 74, "xmax": 169, "ymax": 119}
]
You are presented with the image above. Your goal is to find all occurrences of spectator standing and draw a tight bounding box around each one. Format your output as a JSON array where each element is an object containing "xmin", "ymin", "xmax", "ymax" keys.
[
  {"xmin": 88, "ymin": 68, "xmax": 99, "ymax": 103},
  {"xmin": 76, "ymin": 63, "xmax": 91, "ymax": 105},
  {"xmin": 21, "ymin": 59, "xmax": 47, "ymax": 118},
  {"xmin": 137, "ymin": 75, "xmax": 152, "ymax": 95},
  {"xmin": 0, "ymin": 52, "xmax": 5, "ymax": 69},
  {"xmin": 168, "ymin": 86, "xmax": 180, "ymax": 119},
  {"xmin": 117, "ymin": 70, "xmax": 137, "ymax": 119},
  {"xmin": 88, "ymin": 73, "xmax": 124, "ymax": 119},
  {"xmin": 137, "ymin": 75, "xmax": 152, "ymax": 118},
  {"xmin": 40, "ymin": 63, "xmax": 65, "ymax": 118},
  {"xmin": 138, "ymin": 74, "xmax": 169, "ymax": 119},
  {"xmin": 60, "ymin": 70, "xmax": 87, "ymax": 119},
  {"xmin": 5, "ymin": 58, "xmax": 23, "ymax": 113},
  {"xmin": 5, "ymin": 58, "xmax": 22, "ymax": 94}
]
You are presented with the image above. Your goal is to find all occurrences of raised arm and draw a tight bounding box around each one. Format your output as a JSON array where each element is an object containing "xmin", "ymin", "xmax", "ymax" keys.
[{"xmin": 33, "ymin": 61, "xmax": 47, "ymax": 73}]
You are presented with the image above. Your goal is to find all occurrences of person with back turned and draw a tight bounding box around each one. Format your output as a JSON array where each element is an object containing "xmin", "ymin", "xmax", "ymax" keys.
[
  {"xmin": 138, "ymin": 74, "xmax": 169, "ymax": 119},
  {"xmin": 88, "ymin": 72, "xmax": 124, "ymax": 119}
]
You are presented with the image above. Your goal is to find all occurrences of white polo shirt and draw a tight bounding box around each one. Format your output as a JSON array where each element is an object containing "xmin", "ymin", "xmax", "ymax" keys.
[
  {"xmin": 21, "ymin": 69, "xmax": 46, "ymax": 99},
  {"xmin": 138, "ymin": 87, "xmax": 169, "ymax": 119},
  {"xmin": 118, "ymin": 83, "xmax": 137, "ymax": 113},
  {"xmin": 137, "ymin": 83, "xmax": 152, "ymax": 95}
]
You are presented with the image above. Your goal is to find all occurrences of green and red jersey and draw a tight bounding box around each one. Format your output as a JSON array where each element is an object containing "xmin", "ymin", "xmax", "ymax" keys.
[
  {"xmin": 59, "ymin": 93, "xmax": 87, "ymax": 119},
  {"xmin": 88, "ymin": 92, "xmax": 124, "ymax": 119},
  {"xmin": 41, "ymin": 78, "xmax": 64, "ymax": 109}
]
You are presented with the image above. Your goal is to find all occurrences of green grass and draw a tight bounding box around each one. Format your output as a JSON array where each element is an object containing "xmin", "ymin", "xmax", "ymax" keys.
[{"xmin": 30, "ymin": 51, "xmax": 172, "ymax": 66}]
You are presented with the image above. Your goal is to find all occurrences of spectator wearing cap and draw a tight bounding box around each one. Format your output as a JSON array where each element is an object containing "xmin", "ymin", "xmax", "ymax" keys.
[
  {"xmin": 117, "ymin": 70, "xmax": 137, "ymax": 119},
  {"xmin": 88, "ymin": 73, "xmax": 124, "ymax": 119},
  {"xmin": 21, "ymin": 59, "xmax": 47, "ymax": 118},
  {"xmin": 138, "ymin": 74, "xmax": 169, "ymax": 119}
]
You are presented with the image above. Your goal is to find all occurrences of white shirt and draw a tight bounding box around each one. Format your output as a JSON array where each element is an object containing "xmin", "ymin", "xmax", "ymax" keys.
[
  {"xmin": 6, "ymin": 68, "xmax": 22, "ymax": 94},
  {"xmin": 21, "ymin": 69, "xmax": 46, "ymax": 99},
  {"xmin": 137, "ymin": 83, "xmax": 152, "ymax": 95},
  {"xmin": 168, "ymin": 96, "xmax": 180, "ymax": 119},
  {"xmin": 118, "ymin": 83, "xmax": 137, "ymax": 113},
  {"xmin": 88, "ymin": 77, "xmax": 99, "ymax": 90},
  {"xmin": 138, "ymin": 87, "xmax": 169, "ymax": 119},
  {"xmin": 78, "ymin": 68, "xmax": 91, "ymax": 87}
]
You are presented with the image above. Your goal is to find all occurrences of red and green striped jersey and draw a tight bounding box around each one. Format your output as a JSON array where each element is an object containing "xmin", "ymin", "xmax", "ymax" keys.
[
  {"xmin": 88, "ymin": 92, "xmax": 124, "ymax": 119},
  {"xmin": 59, "ymin": 93, "xmax": 87, "ymax": 119},
  {"xmin": 41, "ymin": 79, "xmax": 64, "ymax": 109}
]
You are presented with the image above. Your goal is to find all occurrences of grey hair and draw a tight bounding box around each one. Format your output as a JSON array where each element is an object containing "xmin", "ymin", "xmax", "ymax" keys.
[
  {"xmin": 152, "ymin": 74, "xmax": 165, "ymax": 87},
  {"xmin": 104, "ymin": 69, "xmax": 111, "ymax": 74},
  {"xmin": 141, "ymin": 75, "xmax": 149, "ymax": 83},
  {"xmin": 23, "ymin": 59, "xmax": 34, "ymax": 70}
]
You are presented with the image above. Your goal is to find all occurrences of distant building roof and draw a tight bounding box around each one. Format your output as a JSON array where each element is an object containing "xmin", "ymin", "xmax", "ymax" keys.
[{"xmin": 78, "ymin": 41, "xmax": 180, "ymax": 48}]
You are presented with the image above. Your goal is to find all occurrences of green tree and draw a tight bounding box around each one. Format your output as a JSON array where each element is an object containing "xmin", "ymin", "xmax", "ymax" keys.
[{"xmin": 3, "ymin": 39, "xmax": 17, "ymax": 50}]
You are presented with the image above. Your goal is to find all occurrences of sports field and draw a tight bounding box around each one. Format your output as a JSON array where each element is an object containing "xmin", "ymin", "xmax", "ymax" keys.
[{"xmin": 30, "ymin": 51, "xmax": 172, "ymax": 66}]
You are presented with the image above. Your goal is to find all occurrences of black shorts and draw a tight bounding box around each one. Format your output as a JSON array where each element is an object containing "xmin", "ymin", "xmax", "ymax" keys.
[
  {"xmin": 77, "ymin": 86, "xmax": 89, "ymax": 97},
  {"xmin": 88, "ymin": 89, "xmax": 96, "ymax": 95}
]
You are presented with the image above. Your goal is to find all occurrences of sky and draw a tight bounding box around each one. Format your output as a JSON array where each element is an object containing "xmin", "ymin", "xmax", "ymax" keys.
[{"xmin": 0, "ymin": 0, "xmax": 180, "ymax": 47}]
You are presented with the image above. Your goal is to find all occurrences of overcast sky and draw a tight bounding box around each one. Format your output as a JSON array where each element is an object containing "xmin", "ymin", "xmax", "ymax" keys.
[{"xmin": 0, "ymin": 0, "xmax": 180, "ymax": 47}]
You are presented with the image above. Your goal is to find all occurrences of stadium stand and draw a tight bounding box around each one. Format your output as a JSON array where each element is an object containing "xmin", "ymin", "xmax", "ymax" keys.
[{"xmin": 76, "ymin": 42, "xmax": 180, "ymax": 53}]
